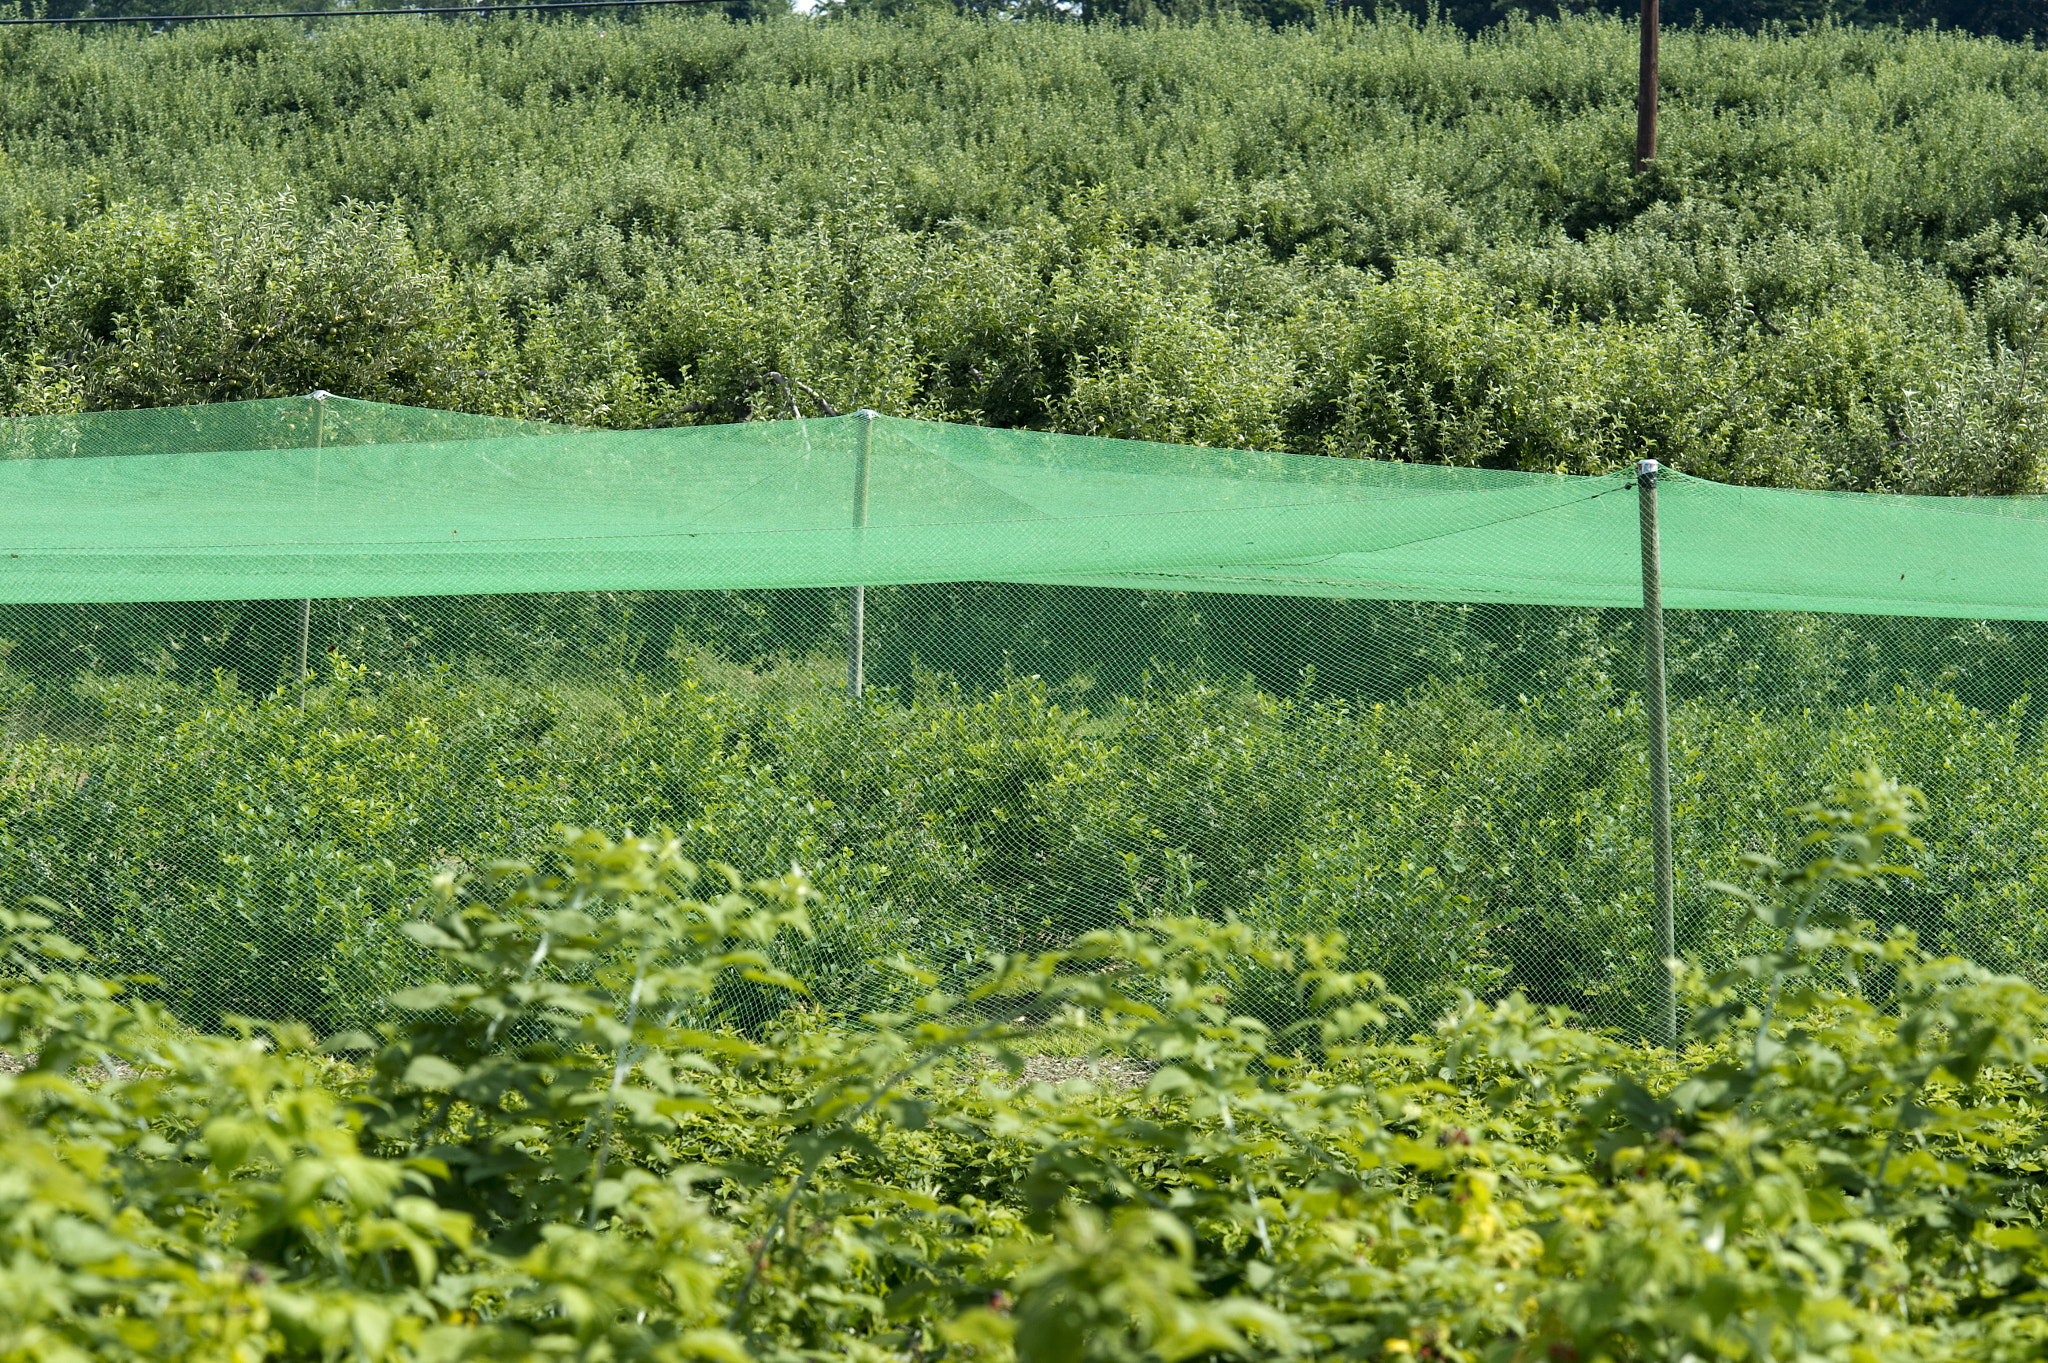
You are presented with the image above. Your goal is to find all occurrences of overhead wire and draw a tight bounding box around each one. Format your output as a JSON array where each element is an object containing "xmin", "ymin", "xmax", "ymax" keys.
[{"xmin": 1, "ymin": 0, "xmax": 732, "ymax": 26}]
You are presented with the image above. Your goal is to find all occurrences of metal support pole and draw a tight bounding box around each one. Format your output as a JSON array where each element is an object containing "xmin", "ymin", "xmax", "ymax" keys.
[
  {"xmin": 1638, "ymin": 459, "xmax": 1675, "ymax": 1047},
  {"xmin": 1635, "ymin": 0, "xmax": 1659, "ymax": 174},
  {"xmin": 848, "ymin": 410, "xmax": 874, "ymax": 702},
  {"xmin": 297, "ymin": 391, "xmax": 326, "ymax": 703}
]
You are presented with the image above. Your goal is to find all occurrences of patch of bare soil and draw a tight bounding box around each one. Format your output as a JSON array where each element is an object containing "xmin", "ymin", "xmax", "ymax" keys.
[
  {"xmin": 0, "ymin": 1050, "xmax": 136, "ymax": 1080},
  {"xmin": 981, "ymin": 1054, "xmax": 1156, "ymax": 1090}
]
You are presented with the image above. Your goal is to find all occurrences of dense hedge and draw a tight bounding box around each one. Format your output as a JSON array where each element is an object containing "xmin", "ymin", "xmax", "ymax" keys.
[
  {"xmin": 1, "ymin": 11, "xmax": 2045, "ymax": 492},
  {"xmin": 6, "ymin": 595, "xmax": 2048, "ymax": 1039}
]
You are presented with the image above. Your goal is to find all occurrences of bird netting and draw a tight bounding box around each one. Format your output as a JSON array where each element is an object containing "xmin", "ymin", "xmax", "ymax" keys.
[{"xmin": 2, "ymin": 395, "xmax": 2043, "ymax": 1039}]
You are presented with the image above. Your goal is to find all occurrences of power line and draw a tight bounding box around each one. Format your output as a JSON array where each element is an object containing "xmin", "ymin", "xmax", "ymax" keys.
[{"xmin": 1, "ymin": 0, "xmax": 735, "ymax": 26}]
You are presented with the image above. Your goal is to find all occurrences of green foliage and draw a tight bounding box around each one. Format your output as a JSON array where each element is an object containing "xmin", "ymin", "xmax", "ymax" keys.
[
  {"xmin": 2, "ymin": 12, "xmax": 2047, "ymax": 489},
  {"xmin": 14, "ymin": 0, "xmax": 2035, "ymax": 41},
  {"xmin": 8, "ymin": 596, "xmax": 2048, "ymax": 1043},
  {"xmin": 1369, "ymin": 0, "xmax": 2039, "ymax": 42},
  {"xmin": 6, "ymin": 772, "xmax": 2048, "ymax": 1360}
]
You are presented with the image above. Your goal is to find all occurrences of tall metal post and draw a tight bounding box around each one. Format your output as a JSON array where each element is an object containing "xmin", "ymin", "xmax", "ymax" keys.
[
  {"xmin": 1638, "ymin": 459, "xmax": 1675, "ymax": 1047},
  {"xmin": 848, "ymin": 410, "xmax": 874, "ymax": 701},
  {"xmin": 297, "ymin": 391, "xmax": 326, "ymax": 700},
  {"xmin": 1635, "ymin": 0, "xmax": 1659, "ymax": 173}
]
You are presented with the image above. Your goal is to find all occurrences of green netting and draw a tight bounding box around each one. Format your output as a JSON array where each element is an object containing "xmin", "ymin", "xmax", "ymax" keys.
[
  {"xmin": 1076, "ymin": 482, "xmax": 2048, "ymax": 619},
  {"xmin": 4, "ymin": 402, "xmax": 2043, "ymax": 619},
  {"xmin": 4, "ymin": 396, "xmax": 2046, "ymax": 1041},
  {"xmin": 1, "ymin": 394, "xmax": 566, "ymax": 461}
]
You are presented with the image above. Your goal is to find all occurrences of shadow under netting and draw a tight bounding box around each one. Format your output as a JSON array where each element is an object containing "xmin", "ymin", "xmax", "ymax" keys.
[{"xmin": 2, "ymin": 584, "xmax": 2041, "ymax": 1043}]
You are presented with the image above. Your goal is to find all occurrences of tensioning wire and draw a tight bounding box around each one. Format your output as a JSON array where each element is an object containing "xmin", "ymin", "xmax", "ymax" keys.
[{"xmin": 1, "ymin": 0, "xmax": 732, "ymax": 26}]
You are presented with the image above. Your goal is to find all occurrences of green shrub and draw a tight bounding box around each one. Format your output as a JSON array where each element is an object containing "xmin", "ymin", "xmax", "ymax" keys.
[
  {"xmin": 5, "ymin": 599, "xmax": 2048, "ymax": 1042},
  {"xmin": 6, "ymin": 771, "xmax": 2048, "ymax": 1359},
  {"xmin": 3, "ymin": 13, "xmax": 2047, "ymax": 490}
]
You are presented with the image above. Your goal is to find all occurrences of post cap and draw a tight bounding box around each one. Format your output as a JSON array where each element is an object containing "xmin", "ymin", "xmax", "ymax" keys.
[
  {"xmin": 311, "ymin": 389, "xmax": 332, "ymax": 401},
  {"xmin": 858, "ymin": 408, "xmax": 880, "ymax": 420},
  {"xmin": 1637, "ymin": 458, "xmax": 1660, "ymax": 474}
]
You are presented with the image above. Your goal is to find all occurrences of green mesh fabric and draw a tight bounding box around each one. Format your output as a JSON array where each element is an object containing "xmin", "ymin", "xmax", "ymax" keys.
[
  {"xmin": 1, "ymin": 395, "xmax": 565, "ymax": 461},
  {"xmin": 3, "ymin": 397, "xmax": 2046, "ymax": 1040},
  {"xmin": 2, "ymin": 406, "xmax": 2042, "ymax": 617},
  {"xmin": 1088, "ymin": 479, "xmax": 2048, "ymax": 619}
]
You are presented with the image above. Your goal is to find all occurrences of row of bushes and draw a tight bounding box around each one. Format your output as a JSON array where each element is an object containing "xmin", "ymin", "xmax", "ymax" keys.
[
  {"xmin": 4, "ymin": 590, "xmax": 2047, "ymax": 1037},
  {"xmin": 1, "ymin": 13, "xmax": 2045, "ymax": 489}
]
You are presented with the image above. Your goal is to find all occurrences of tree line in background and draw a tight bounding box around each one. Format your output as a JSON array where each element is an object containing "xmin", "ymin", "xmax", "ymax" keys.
[
  {"xmin": 1380, "ymin": 0, "xmax": 2036, "ymax": 41},
  {"xmin": 1087, "ymin": 0, "xmax": 2039, "ymax": 40},
  {"xmin": 2, "ymin": 12, "xmax": 2045, "ymax": 493},
  {"xmin": 11, "ymin": 0, "xmax": 2038, "ymax": 44}
]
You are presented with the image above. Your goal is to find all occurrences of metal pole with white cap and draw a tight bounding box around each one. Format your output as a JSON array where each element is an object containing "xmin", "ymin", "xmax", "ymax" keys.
[
  {"xmin": 296, "ymin": 391, "xmax": 328, "ymax": 703},
  {"xmin": 1638, "ymin": 458, "xmax": 1676, "ymax": 1046},
  {"xmin": 848, "ymin": 410, "xmax": 874, "ymax": 701}
]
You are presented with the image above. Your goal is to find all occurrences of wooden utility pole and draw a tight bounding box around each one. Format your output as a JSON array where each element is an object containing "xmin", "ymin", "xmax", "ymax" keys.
[{"xmin": 1635, "ymin": 0, "xmax": 1659, "ymax": 173}]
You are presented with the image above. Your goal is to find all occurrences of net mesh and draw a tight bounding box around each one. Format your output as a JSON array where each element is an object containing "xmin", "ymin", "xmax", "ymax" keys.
[{"xmin": 4, "ymin": 397, "xmax": 2044, "ymax": 1040}]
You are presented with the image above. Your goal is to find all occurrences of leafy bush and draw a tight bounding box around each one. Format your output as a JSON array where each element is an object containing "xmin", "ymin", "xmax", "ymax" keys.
[
  {"xmin": 5, "ymin": 598, "xmax": 2048, "ymax": 1042},
  {"xmin": 3, "ymin": 12, "xmax": 2047, "ymax": 491},
  {"xmin": 7, "ymin": 769, "xmax": 2048, "ymax": 1360}
]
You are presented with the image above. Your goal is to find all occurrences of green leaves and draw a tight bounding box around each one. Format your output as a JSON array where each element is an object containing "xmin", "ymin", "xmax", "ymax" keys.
[
  {"xmin": 4, "ymin": 11, "xmax": 2048, "ymax": 477},
  {"xmin": 17, "ymin": 619, "xmax": 2048, "ymax": 1046},
  {"xmin": 6, "ymin": 777, "xmax": 2048, "ymax": 1360},
  {"xmin": 1000, "ymin": 1206, "xmax": 1301, "ymax": 1363}
]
